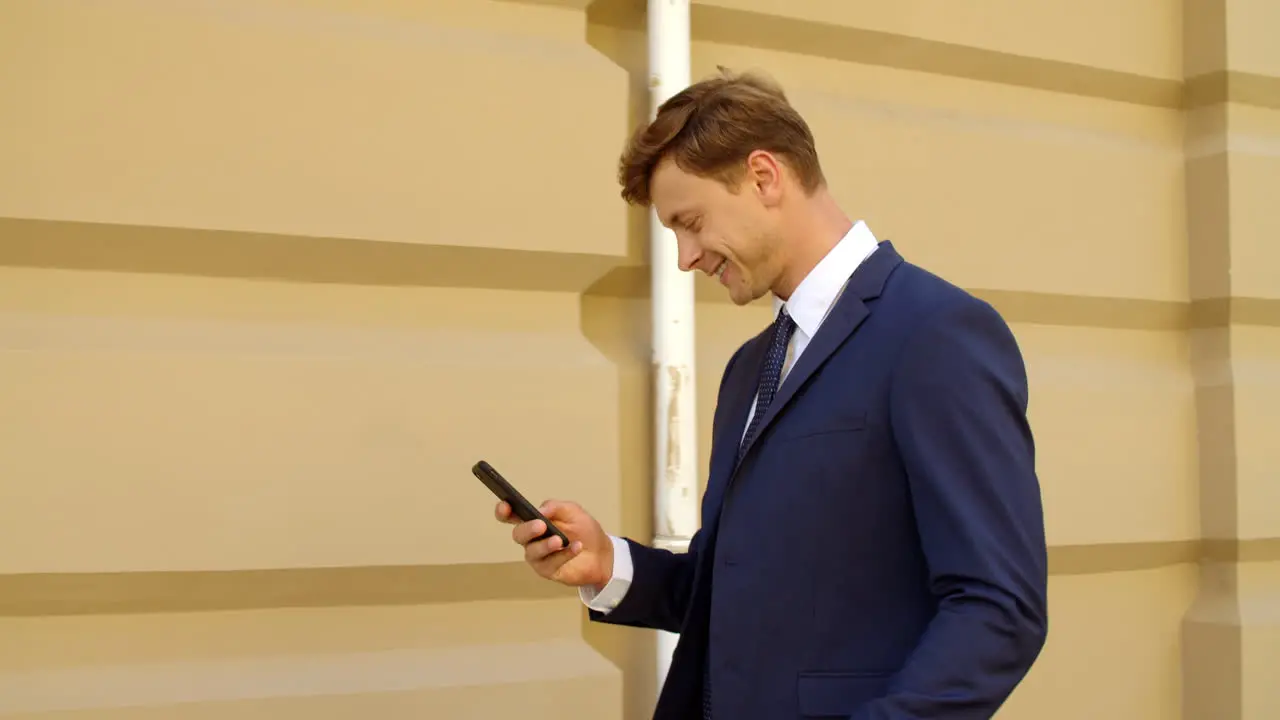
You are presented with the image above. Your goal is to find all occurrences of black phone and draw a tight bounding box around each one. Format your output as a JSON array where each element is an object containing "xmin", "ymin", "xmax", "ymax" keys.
[{"xmin": 472, "ymin": 460, "xmax": 570, "ymax": 548}]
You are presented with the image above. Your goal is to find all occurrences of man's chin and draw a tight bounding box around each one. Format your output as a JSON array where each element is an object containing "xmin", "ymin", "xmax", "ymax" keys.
[{"xmin": 727, "ymin": 288, "xmax": 763, "ymax": 307}]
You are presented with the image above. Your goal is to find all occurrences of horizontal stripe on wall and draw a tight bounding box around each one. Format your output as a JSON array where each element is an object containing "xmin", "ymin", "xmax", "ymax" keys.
[
  {"xmin": 580, "ymin": 0, "xmax": 1280, "ymax": 111},
  {"xmin": 0, "ymin": 218, "xmax": 623, "ymax": 295},
  {"xmin": 1184, "ymin": 71, "xmax": 1280, "ymax": 111},
  {"xmin": 0, "ymin": 562, "xmax": 572, "ymax": 617},
  {"xmin": 4, "ymin": 218, "xmax": 1279, "ymax": 330},
  {"xmin": 2, "ymin": 539, "xmax": 1278, "ymax": 615}
]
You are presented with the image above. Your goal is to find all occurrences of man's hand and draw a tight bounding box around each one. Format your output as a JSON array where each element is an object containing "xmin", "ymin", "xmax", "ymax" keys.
[{"xmin": 495, "ymin": 499, "xmax": 614, "ymax": 590}]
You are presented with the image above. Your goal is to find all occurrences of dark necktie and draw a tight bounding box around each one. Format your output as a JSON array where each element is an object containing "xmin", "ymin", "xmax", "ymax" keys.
[
  {"xmin": 704, "ymin": 307, "xmax": 797, "ymax": 720},
  {"xmin": 738, "ymin": 307, "xmax": 798, "ymax": 461}
]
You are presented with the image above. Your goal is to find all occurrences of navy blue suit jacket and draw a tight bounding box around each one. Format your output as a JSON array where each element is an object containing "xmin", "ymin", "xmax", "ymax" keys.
[{"xmin": 591, "ymin": 241, "xmax": 1048, "ymax": 719}]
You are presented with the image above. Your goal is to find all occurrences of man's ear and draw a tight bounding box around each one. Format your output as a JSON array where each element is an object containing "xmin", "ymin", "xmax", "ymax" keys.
[{"xmin": 745, "ymin": 150, "xmax": 783, "ymax": 206}]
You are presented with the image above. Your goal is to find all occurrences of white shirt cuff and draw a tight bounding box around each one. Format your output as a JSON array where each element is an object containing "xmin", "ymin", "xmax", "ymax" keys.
[{"xmin": 579, "ymin": 535, "xmax": 634, "ymax": 614}]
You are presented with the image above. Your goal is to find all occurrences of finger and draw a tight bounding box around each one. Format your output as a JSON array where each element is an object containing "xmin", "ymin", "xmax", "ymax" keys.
[
  {"xmin": 512, "ymin": 519, "xmax": 547, "ymax": 546},
  {"xmin": 528, "ymin": 536, "xmax": 582, "ymax": 570},
  {"xmin": 495, "ymin": 501, "xmax": 519, "ymax": 525},
  {"xmin": 536, "ymin": 543, "xmax": 583, "ymax": 577},
  {"xmin": 524, "ymin": 533, "xmax": 566, "ymax": 563},
  {"xmin": 538, "ymin": 499, "xmax": 580, "ymax": 521}
]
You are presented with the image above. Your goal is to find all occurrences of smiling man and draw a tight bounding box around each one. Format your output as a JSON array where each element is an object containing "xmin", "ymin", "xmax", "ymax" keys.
[{"xmin": 496, "ymin": 69, "xmax": 1049, "ymax": 719}]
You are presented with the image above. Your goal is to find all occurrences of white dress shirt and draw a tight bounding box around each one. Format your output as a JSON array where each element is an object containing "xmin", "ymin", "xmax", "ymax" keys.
[{"xmin": 580, "ymin": 220, "xmax": 881, "ymax": 613}]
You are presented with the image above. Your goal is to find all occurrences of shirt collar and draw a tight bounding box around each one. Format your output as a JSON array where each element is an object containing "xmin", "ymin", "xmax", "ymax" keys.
[{"xmin": 773, "ymin": 220, "xmax": 880, "ymax": 338}]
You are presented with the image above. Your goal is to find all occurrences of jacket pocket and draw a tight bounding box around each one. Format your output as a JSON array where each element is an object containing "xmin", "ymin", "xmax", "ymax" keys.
[
  {"xmin": 797, "ymin": 670, "xmax": 890, "ymax": 717},
  {"xmin": 774, "ymin": 410, "xmax": 869, "ymax": 440}
]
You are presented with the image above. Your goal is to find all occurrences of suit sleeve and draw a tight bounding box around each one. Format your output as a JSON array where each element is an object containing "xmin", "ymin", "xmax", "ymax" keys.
[
  {"xmin": 859, "ymin": 297, "xmax": 1049, "ymax": 719},
  {"xmin": 586, "ymin": 533, "xmax": 703, "ymax": 632},
  {"xmin": 588, "ymin": 343, "xmax": 748, "ymax": 633}
]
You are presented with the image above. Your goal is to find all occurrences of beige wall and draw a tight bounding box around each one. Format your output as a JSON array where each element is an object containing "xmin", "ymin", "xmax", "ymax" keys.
[{"xmin": 1, "ymin": 0, "xmax": 1277, "ymax": 717}]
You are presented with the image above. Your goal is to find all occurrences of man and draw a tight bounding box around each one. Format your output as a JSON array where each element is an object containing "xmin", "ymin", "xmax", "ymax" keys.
[{"xmin": 496, "ymin": 69, "xmax": 1048, "ymax": 719}]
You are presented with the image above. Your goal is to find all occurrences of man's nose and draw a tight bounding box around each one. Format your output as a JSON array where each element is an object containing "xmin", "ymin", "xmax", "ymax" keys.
[{"xmin": 677, "ymin": 241, "xmax": 702, "ymax": 273}]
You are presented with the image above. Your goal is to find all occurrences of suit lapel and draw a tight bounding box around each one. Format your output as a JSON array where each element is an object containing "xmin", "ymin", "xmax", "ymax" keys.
[
  {"xmin": 734, "ymin": 241, "xmax": 905, "ymax": 466},
  {"xmin": 702, "ymin": 331, "xmax": 768, "ymax": 527}
]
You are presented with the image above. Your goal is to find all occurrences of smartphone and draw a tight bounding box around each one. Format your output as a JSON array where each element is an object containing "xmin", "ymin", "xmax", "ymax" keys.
[{"xmin": 472, "ymin": 460, "xmax": 571, "ymax": 548}]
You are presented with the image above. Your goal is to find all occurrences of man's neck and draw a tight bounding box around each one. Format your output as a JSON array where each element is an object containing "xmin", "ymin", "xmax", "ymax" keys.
[{"xmin": 772, "ymin": 191, "xmax": 854, "ymax": 301}]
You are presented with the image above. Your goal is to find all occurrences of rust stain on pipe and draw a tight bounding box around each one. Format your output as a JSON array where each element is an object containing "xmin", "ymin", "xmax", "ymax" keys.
[{"xmin": 664, "ymin": 364, "xmax": 683, "ymax": 487}]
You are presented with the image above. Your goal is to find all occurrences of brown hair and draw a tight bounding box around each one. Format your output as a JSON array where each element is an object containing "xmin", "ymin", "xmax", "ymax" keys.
[{"xmin": 618, "ymin": 68, "xmax": 825, "ymax": 206}]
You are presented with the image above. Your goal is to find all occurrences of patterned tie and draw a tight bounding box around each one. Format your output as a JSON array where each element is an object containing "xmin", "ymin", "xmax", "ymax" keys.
[
  {"xmin": 703, "ymin": 308, "xmax": 798, "ymax": 720},
  {"xmin": 738, "ymin": 307, "xmax": 798, "ymax": 462},
  {"xmin": 703, "ymin": 662, "xmax": 713, "ymax": 720}
]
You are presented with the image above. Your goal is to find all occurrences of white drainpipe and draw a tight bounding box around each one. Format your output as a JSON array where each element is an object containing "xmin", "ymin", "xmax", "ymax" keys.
[{"xmin": 647, "ymin": 0, "xmax": 696, "ymax": 695}]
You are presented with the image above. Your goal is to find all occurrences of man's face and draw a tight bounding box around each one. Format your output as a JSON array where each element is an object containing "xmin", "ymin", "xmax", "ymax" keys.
[{"xmin": 650, "ymin": 156, "xmax": 785, "ymax": 306}]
